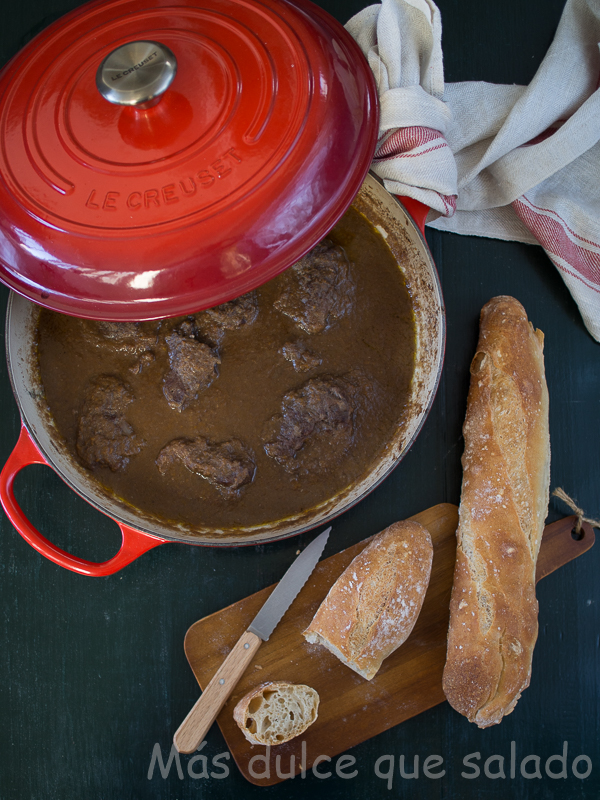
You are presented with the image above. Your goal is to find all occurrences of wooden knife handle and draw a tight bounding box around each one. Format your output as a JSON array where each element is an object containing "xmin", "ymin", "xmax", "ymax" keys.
[{"xmin": 173, "ymin": 630, "xmax": 262, "ymax": 754}]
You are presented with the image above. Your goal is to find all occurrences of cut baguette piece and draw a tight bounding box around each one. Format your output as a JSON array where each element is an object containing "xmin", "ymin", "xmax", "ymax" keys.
[
  {"xmin": 303, "ymin": 520, "xmax": 433, "ymax": 680},
  {"xmin": 233, "ymin": 682, "xmax": 319, "ymax": 746},
  {"xmin": 442, "ymin": 296, "xmax": 550, "ymax": 728}
]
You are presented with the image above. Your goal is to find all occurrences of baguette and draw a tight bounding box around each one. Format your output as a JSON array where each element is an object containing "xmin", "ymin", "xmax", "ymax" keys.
[
  {"xmin": 442, "ymin": 296, "xmax": 550, "ymax": 727},
  {"xmin": 233, "ymin": 682, "xmax": 319, "ymax": 745},
  {"xmin": 303, "ymin": 520, "xmax": 433, "ymax": 680}
]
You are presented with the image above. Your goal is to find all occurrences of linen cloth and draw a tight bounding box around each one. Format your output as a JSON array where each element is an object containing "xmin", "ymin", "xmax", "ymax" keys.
[{"xmin": 346, "ymin": 0, "xmax": 600, "ymax": 341}]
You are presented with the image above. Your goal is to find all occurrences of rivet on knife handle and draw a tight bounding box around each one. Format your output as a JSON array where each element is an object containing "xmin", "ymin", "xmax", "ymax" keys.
[{"xmin": 173, "ymin": 630, "xmax": 262, "ymax": 754}]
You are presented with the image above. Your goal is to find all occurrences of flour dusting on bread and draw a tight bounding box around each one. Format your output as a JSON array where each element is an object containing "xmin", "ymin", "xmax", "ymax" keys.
[
  {"xmin": 442, "ymin": 296, "xmax": 550, "ymax": 728},
  {"xmin": 304, "ymin": 520, "xmax": 433, "ymax": 680}
]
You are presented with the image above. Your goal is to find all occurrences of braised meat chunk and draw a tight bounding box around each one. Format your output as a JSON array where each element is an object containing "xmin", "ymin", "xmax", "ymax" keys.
[
  {"xmin": 80, "ymin": 320, "xmax": 159, "ymax": 374},
  {"xmin": 186, "ymin": 313, "xmax": 226, "ymax": 348},
  {"xmin": 263, "ymin": 374, "xmax": 365, "ymax": 473},
  {"xmin": 273, "ymin": 240, "xmax": 355, "ymax": 334},
  {"xmin": 88, "ymin": 321, "xmax": 159, "ymax": 354},
  {"xmin": 157, "ymin": 437, "xmax": 256, "ymax": 495},
  {"xmin": 163, "ymin": 328, "xmax": 221, "ymax": 412},
  {"xmin": 280, "ymin": 341, "xmax": 322, "ymax": 373},
  {"xmin": 189, "ymin": 291, "xmax": 259, "ymax": 348},
  {"xmin": 204, "ymin": 291, "xmax": 259, "ymax": 329},
  {"xmin": 76, "ymin": 375, "xmax": 144, "ymax": 471}
]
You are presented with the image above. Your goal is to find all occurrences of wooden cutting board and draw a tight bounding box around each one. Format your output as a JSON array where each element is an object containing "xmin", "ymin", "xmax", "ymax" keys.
[{"xmin": 183, "ymin": 504, "xmax": 595, "ymax": 786}]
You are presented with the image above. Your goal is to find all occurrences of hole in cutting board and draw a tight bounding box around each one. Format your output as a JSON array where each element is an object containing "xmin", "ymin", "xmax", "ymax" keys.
[{"xmin": 571, "ymin": 526, "xmax": 585, "ymax": 542}]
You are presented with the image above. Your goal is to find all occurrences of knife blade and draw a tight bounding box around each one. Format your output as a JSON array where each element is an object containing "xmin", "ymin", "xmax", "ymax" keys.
[
  {"xmin": 173, "ymin": 526, "xmax": 331, "ymax": 753},
  {"xmin": 247, "ymin": 526, "xmax": 331, "ymax": 641}
]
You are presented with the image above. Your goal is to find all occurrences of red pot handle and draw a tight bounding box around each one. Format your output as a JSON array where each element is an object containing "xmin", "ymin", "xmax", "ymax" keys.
[
  {"xmin": 397, "ymin": 196, "xmax": 429, "ymax": 235},
  {"xmin": 0, "ymin": 425, "xmax": 168, "ymax": 576}
]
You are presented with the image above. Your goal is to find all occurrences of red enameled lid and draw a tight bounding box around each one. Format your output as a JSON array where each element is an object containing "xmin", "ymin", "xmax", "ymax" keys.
[{"xmin": 0, "ymin": 0, "xmax": 378, "ymax": 320}]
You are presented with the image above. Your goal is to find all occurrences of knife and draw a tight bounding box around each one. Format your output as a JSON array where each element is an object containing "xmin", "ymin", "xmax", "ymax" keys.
[{"xmin": 173, "ymin": 526, "xmax": 331, "ymax": 754}]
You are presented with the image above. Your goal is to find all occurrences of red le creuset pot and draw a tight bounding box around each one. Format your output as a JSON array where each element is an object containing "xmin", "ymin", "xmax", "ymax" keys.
[{"xmin": 0, "ymin": 0, "xmax": 444, "ymax": 574}]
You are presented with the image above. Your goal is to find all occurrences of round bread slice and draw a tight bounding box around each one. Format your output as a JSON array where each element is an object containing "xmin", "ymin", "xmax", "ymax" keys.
[{"xmin": 233, "ymin": 682, "xmax": 319, "ymax": 746}]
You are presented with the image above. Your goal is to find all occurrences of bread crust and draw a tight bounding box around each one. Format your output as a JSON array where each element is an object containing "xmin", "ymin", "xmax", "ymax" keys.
[
  {"xmin": 303, "ymin": 520, "xmax": 433, "ymax": 680},
  {"xmin": 442, "ymin": 296, "xmax": 550, "ymax": 727},
  {"xmin": 233, "ymin": 681, "xmax": 319, "ymax": 746}
]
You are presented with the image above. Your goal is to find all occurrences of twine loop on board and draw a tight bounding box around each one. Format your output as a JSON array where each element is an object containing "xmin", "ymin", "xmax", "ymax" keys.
[{"xmin": 552, "ymin": 488, "xmax": 600, "ymax": 535}]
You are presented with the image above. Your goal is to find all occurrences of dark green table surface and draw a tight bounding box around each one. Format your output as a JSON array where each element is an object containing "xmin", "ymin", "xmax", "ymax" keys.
[{"xmin": 1, "ymin": 0, "xmax": 599, "ymax": 798}]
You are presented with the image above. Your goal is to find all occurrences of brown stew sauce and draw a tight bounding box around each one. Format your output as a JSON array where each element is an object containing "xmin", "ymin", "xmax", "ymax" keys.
[{"xmin": 36, "ymin": 207, "xmax": 416, "ymax": 533}]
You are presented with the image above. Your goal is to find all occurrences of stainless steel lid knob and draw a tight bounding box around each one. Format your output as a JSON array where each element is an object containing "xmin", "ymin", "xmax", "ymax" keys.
[{"xmin": 96, "ymin": 41, "xmax": 177, "ymax": 108}]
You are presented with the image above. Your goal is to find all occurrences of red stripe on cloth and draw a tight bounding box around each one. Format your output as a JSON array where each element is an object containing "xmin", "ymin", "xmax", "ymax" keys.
[
  {"xmin": 517, "ymin": 197, "xmax": 600, "ymax": 249},
  {"xmin": 441, "ymin": 195, "xmax": 457, "ymax": 214},
  {"xmin": 375, "ymin": 126, "xmax": 442, "ymax": 158},
  {"xmin": 556, "ymin": 263, "xmax": 600, "ymax": 296},
  {"xmin": 521, "ymin": 120, "xmax": 565, "ymax": 147},
  {"xmin": 373, "ymin": 142, "xmax": 449, "ymax": 161},
  {"xmin": 373, "ymin": 126, "xmax": 457, "ymax": 217},
  {"xmin": 513, "ymin": 198, "xmax": 600, "ymax": 287}
]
